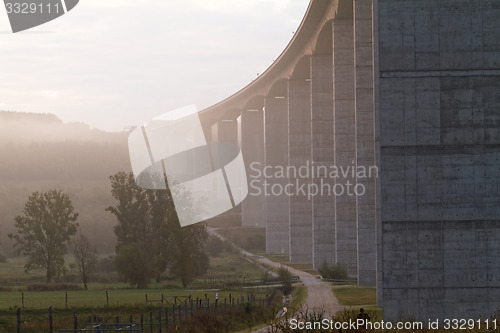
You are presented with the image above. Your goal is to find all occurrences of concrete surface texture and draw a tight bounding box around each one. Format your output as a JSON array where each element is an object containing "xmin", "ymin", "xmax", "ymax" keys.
[{"xmin": 378, "ymin": 0, "xmax": 500, "ymax": 321}]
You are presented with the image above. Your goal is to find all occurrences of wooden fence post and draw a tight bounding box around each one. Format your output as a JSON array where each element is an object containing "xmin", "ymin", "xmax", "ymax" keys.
[
  {"xmin": 65, "ymin": 291, "xmax": 68, "ymax": 309},
  {"xmin": 149, "ymin": 312, "xmax": 153, "ymax": 333},
  {"xmin": 73, "ymin": 313, "xmax": 78, "ymax": 330},
  {"xmin": 21, "ymin": 292, "xmax": 24, "ymax": 309},
  {"xmin": 48, "ymin": 306, "xmax": 53, "ymax": 333},
  {"xmin": 106, "ymin": 290, "xmax": 109, "ymax": 307},
  {"xmin": 16, "ymin": 308, "xmax": 21, "ymax": 333},
  {"xmin": 172, "ymin": 304, "xmax": 176, "ymax": 326},
  {"xmin": 158, "ymin": 308, "xmax": 162, "ymax": 333},
  {"xmin": 165, "ymin": 308, "xmax": 168, "ymax": 330}
]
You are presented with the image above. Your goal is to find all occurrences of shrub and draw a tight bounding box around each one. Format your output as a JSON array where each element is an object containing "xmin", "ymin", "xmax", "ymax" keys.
[
  {"xmin": 277, "ymin": 266, "xmax": 293, "ymax": 296},
  {"xmin": 0, "ymin": 252, "xmax": 7, "ymax": 263},
  {"xmin": 318, "ymin": 261, "xmax": 348, "ymax": 280}
]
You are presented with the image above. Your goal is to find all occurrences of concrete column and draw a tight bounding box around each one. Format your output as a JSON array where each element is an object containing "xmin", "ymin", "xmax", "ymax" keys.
[
  {"xmin": 311, "ymin": 53, "xmax": 336, "ymax": 268},
  {"xmin": 333, "ymin": 16, "xmax": 358, "ymax": 276},
  {"xmin": 241, "ymin": 108, "xmax": 266, "ymax": 227},
  {"xmin": 211, "ymin": 119, "xmax": 241, "ymax": 220},
  {"xmin": 212, "ymin": 119, "xmax": 238, "ymax": 143},
  {"xmin": 288, "ymin": 65, "xmax": 313, "ymax": 263},
  {"xmin": 265, "ymin": 91, "xmax": 290, "ymax": 254},
  {"xmin": 372, "ymin": 0, "xmax": 383, "ymax": 307},
  {"xmin": 354, "ymin": 0, "xmax": 377, "ymax": 286}
]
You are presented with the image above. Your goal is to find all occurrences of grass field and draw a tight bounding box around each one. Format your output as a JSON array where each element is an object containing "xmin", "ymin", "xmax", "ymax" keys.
[
  {"xmin": 332, "ymin": 286, "xmax": 376, "ymax": 306},
  {"xmin": 332, "ymin": 286, "xmax": 383, "ymax": 319},
  {"xmin": 0, "ymin": 288, "xmax": 274, "ymax": 310},
  {"xmin": 0, "ymin": 248, "xmax": 270, "ymax": 310},
  {"xmin": 216, "ymin": 227, "xmax": 265, "ymax": 253},
  {"xmin": 260, "ymin": 253, "xmax": 320, "ymax": 276}
]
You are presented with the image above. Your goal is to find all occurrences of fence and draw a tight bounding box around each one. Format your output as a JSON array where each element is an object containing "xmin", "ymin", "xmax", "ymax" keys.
[{"xmin": 14, "ymin": 292, "xmax": 276, "ymax": 333}]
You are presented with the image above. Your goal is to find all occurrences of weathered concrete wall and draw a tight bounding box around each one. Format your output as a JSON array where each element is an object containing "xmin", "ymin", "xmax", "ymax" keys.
[
  {"xmin": 378, "ymin": 0, "xmax": 500, "ymax": 321},
  {"xmin": 311, "ymin": 53, "xmax": 336, "ymax": 268},
  {"xmin": 354, "ymin": 0, "xmax": 377, "ymax": 287},
  {"xmin": 241, "ymin": 108, "xmax": 266, "ymax": 227},
  {"xmin": 288, "ymin": 71, "xmax": 314, "ymax": 263},
  {"xmin": 265, "ymin": 93, "xmax": 290, "ymax": 254},
  {"xmin": 333, "ymin": 15, "xmax": 358, "ymax": 276}
]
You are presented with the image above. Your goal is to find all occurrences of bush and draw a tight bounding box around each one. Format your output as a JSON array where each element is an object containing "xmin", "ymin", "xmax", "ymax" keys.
[
  {"xmin": 318, "ymin": 261, "xmax": 348, "ymax": 280},
  {"xmin": 0, "ymin": 252, "xmax": 7, "ymax": 263},
  {"xmin": 277, "ymin": 266, "xmax": 293, "ymax": 296}
]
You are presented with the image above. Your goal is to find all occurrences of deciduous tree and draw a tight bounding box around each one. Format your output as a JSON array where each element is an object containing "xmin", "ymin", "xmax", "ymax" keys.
[
  {"xmin": 9, "ymin": 190, "xmax": 79, "ymax": 283},
  {"xmin": 106, "ymin": 172, "xmax": 208, "ymax": 288}
]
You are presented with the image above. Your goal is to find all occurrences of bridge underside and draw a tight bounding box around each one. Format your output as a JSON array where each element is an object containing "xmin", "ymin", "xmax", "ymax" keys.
[{"xmin": 200, "ymin": 0, "xmax": 500, "ymax": 322}]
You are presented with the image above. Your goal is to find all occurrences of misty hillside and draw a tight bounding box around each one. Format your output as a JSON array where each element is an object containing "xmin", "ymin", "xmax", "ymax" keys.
[{"xmin": 0, "ymin": 111, "xmax": 132, "ymax": 254}]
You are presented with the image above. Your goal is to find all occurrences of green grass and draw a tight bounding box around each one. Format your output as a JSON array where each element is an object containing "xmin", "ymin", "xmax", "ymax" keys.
[
  {"xmin": 216, "ymin": 227, "xmax": 265, "ymax": 253},
  {"xmin": 0, "ymin": 250, "xmax": 270, "ymax": 310},
  {"xmin": 332, "ymin": 286, "xmax": 376, "ymax": 306},
  {"xmin": 260, "ymin": 254, "xmax": 289, "ymax": 263},
  {"xmin": 289, "ymin": 285, "xmax": 307, "ymax": 310},
  {"xmin": 203, "ymin": 252, "xmax": 264, "ymax": 281},
  {"xmin": 0, "ymin": 288, "xmax": 273, "ymax": 310}
]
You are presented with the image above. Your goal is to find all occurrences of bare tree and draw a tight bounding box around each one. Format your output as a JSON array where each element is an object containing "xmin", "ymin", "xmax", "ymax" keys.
[{"xmin": 72, "ymin": 233, "xmax": 97, "ymax": 290}]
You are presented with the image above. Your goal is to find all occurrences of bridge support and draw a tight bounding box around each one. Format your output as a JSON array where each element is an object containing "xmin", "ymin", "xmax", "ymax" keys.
[
  {"xmin": 264, "ymin": 90, "xmax": 290, "ymax": 254},
  {"xmin": 311, "ymin": 54, "xmax": 336, "ymax": 268},
  {"xmin": 354, "ymin": 0, "xmax": 377, "ymax": 286},
  {"xmin": 241, "ymin": 108, "xmax": 266, "ymax": 227},
  {"xmin": 332, "ymin": 16, "xmax": 358, "ymax": 276},
  {"xmin": 211, "ymin": 119, "xmax": 241, "ymax": 222},
  {"xmin": 288, "ymin": 60, "xmax": 313, "ymax": 263}
]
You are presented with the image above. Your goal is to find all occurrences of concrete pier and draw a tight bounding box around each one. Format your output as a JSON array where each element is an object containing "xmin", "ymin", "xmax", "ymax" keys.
[{"xmin": 264, "ymin": 83, "xmax": 290, "ymax": 254}]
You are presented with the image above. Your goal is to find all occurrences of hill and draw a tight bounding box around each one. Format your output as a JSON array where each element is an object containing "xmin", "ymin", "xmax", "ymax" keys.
[{"xmin": 0, "ymin": 111, "xmax": 131, "ymax": 254}]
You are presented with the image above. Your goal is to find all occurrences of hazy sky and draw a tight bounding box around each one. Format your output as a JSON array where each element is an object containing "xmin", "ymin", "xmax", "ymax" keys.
[{"xmin": 0, "ymin": 1, "xmax": 309, "ymax": 131}]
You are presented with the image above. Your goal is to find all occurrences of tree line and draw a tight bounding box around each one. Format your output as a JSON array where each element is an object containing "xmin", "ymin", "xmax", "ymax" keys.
[{"xmin": 6, "ymin": 171, "xmax": 208, "ymax": 289}]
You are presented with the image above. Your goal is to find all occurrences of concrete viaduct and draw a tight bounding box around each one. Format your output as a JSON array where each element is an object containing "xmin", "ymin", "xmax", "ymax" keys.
[{"xmin": 197, "ymin": 0, "xmax": 500, "ymax": 322}]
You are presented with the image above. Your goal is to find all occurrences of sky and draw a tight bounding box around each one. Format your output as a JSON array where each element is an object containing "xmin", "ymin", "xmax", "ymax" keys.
[{"xmin": 0, "ymin": 0, "xmax": 309, "ymax": 132}]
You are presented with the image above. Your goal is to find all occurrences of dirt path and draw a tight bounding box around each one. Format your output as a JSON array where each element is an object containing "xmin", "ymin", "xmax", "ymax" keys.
[
  {"xmin": 208, "ymin": 228, "xmax": 345, "ymax": 321},
  {"xmin": 247, "ymin": 253, "xmax": 345, "ymax": 317}
]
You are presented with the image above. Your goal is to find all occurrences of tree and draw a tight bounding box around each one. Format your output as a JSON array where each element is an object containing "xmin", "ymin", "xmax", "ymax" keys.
[
  {"xmin": 8, "ymin": 190, "xmax": 79, "ymax": 283},
  {"xmin": 106, "ymin": 172, "xmax": 209, "ymax": 288},
  {"xmin": 277, "ymin": 266, "xmax": 294, "ymax": 296},
  {"xmin": 71, "ymin": 233, "xmax": 97, "ymax": 290},
  {"xmin": 114, "ymin": 244, "xmax": 156, "ymax": 288},
  {"xmin": 106, "ymin": 172, "xmax": 161, "ymax": 287},
  {"xmin": 168, "ymin": 219, "xmax": 209, "ymax": 288}
]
